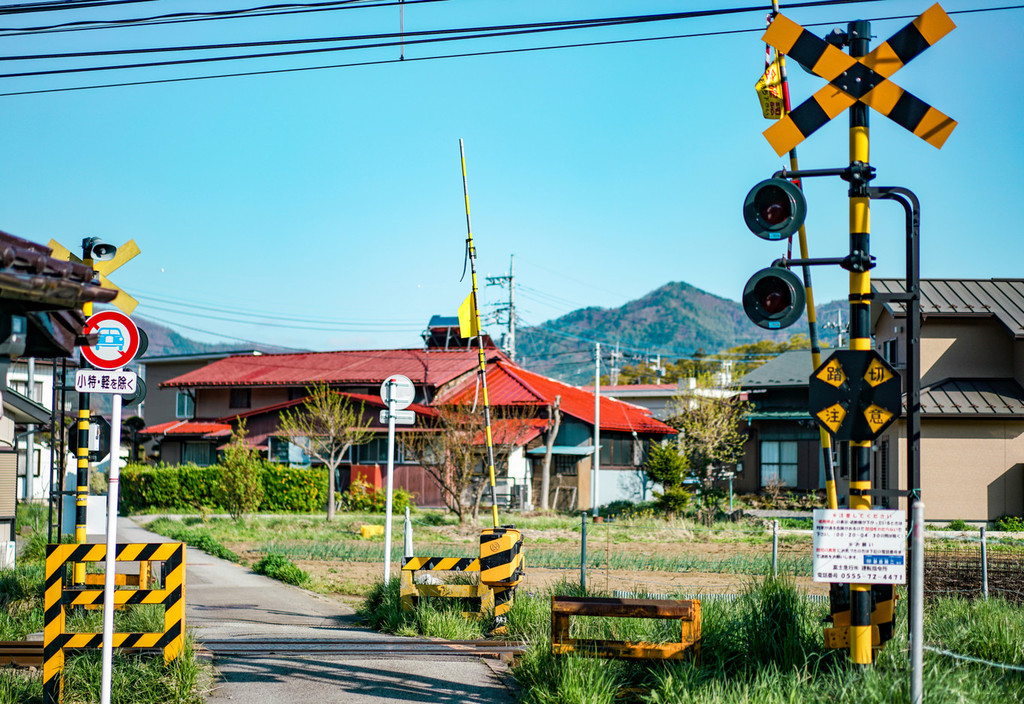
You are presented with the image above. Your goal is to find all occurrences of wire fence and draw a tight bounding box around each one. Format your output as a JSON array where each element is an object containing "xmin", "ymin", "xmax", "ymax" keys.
[{"xmin": 924, "ymin": 537, "xmax": 1024, "ymax": 603}]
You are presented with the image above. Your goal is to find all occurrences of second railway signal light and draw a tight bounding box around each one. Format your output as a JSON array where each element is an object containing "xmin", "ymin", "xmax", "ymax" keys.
[
  {"xmin": 743, "ymin": 178, "xmax": 807, "ymax": 240},
  {"xmin": 743, "ymin": 266, "xmax": 805, "ymax": 330}
]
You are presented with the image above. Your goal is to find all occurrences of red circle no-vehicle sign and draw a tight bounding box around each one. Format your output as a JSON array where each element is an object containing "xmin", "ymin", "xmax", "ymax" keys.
[{"xmin": 81, "ymin": 311, "xmax": 140, "ymax": 370}]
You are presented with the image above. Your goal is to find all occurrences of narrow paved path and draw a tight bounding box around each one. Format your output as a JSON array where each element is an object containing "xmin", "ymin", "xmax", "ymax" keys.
[{"xmin": 119, "ymin": 517, "xmax": 516, "ymax": 704}]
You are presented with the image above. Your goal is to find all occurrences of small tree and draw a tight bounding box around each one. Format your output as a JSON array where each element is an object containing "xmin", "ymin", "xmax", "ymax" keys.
[
  {"xmin": 469, "ymin": 405, "xmax": 537, "ymax": 521},
  {"xmin": 401, "ymin": 404, "xmax": 485, "ymax": 524},
  {"xmin": 539, "ymin": 396, "xmax": 561, "ymax": 511},
  {"xmin": 644, "ymin": 442, "xmax": 691, "ymax": 517},
  {"xmin": 277, "ymin": 383, "xmax": 374, "ymax": 521},
  {"xmin": 669, "ymin": 383, "xmax": 750, "ymax": 522},
  {"xmin": 219, "ymin": 420, "xmax": 265, "ymax": 520}
]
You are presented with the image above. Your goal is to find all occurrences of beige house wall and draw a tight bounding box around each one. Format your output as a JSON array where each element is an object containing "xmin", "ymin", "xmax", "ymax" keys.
[
  {"xmin": 919, "ymin": 319, "xmax": 1014, "ymax": 386},
  {"xmin": 195, "ymin": 387, "xmax": 291, "ymax": 419},
  {"xmin": 884, "ymin": 419, "xmax": 1024, "ymax": 522}
]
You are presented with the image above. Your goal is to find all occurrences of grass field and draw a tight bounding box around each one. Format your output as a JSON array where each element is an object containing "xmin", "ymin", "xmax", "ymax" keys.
[{"xmin": 138, "ymin": 508, "xmax": 1024, "ymax": 702}]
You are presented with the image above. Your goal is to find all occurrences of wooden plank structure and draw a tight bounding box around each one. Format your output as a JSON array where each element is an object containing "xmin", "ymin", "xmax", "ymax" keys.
[{"xmin": 551, "ymin": 596, "xmax": 701, "ymax": 660}]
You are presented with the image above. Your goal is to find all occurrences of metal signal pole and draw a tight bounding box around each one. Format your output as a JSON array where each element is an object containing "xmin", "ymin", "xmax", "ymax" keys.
[
  {"xmin": 847, "ymin": 18, "xmax": 874, "ymax": 667},
  {"xmin": 770, "ymin": 0, "xmax": 838, "ymax": 510}
]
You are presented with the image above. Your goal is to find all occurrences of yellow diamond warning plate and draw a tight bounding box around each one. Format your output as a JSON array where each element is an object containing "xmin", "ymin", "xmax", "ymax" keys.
[
  {"xmin": 864, "ymin": 358, "xmax": 894, "ymax": 387},
  {"xmin": 816, "ymin": 403, "xmax": 847, "ymax": 434},
  {"xmin": 863, "ymin": 404, "xmax": 894, "ymax": 434},
  {"xmin": 816, "ymin": 358, "xmax": 846, "ymax": 388}
]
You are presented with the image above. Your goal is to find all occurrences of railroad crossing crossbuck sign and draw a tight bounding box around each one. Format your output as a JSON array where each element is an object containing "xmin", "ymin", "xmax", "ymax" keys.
[
  {"xmin": 762, "ymin": 3, "xmax": 957, "ymax": 156},
  {"xmin": 809, "ymin": 350, "xmax": 901, "ymax": 442}
]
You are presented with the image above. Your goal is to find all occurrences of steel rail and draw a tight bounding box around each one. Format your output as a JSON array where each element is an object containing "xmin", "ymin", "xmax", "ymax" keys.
[
  {"xmin": 199, "ymin": 638, "xmax": 526, "ymax": 659},
  {"xmin": 0, "ymin": 640, "xmax": 44, "ymax": 667}
]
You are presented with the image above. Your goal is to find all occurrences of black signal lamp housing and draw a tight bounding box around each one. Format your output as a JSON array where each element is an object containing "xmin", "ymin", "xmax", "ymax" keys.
[
  {"xmin": 742, "ymin": 266, "xmax": 806, "ymax": 330},
  {"xmin": 743, "ymin": 178, "xmax": 807, "ymax": 240}
]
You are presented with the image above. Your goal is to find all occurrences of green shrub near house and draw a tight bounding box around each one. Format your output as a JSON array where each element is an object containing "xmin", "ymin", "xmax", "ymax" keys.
[{"xmin": 121, "ymin": 462, "xmax": 328, "ymax": 514}]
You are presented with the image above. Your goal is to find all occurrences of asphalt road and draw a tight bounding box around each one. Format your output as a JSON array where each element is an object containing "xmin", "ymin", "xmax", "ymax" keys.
[{"xmin": 118, "ymin": 517, "xmax": 517, "ymax": 704}]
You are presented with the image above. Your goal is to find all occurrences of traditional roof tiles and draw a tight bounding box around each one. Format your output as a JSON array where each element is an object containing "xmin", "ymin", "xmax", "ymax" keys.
[
  {"xmin": 159, "ymin": 347, "xmax": 507, "ymax": 389},
  {"xmin": 440, "ymin": 361, "xmax": 675, "ymax": 435}
]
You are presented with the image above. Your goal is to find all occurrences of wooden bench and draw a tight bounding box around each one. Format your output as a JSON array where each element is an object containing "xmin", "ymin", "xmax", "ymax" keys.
[{"xmin": 550, "ymin": 596, "xmax": 701, "ymax": 660}]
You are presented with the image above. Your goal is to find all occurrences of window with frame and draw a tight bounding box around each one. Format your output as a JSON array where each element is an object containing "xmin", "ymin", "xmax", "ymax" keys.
[
  {"xmin": 183, "ymin": 442, "xmax": 214, "ymax": 467},
  {"xmin": 176, "ymin": 391, "xmax": 194, "ymax": 419},
  {"xmin": 760, "ymin": 440, "xmax": 798, "ymax": 488},
  {"xmin": 229, "ymin": 388, "xmax": 251, "ymax": 409},
  {"xmin": 356, "ymin": 437, "xmax": 399, "ymax": 464},
  {"xmin": 599, "ymin": 436, "xmax": 637, "ymax": 467},
  {"xmin": 882, "ymin": 338, "xmax": 899, "ymax": 366}
]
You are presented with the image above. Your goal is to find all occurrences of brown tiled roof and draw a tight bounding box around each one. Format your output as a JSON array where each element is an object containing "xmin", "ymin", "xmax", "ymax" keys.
[
  {"xmin": 919, "ymin": 378, "xmax": 1024, "ymax": 416},
  {"xmin": 874, "ymin": 279, "xmax": 1024, "ymax": 338}
]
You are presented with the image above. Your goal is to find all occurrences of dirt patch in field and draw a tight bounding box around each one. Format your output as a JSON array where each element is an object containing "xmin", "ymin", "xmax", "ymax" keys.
[{"xmin": 228, "ymin": 529, "xmax": 821, "ymax": 609}]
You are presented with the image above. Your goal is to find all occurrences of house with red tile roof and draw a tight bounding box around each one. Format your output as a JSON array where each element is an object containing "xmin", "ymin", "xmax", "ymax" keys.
[{"xmin": 140, "ymin": 343, "xmax": 675, "ymax": 511}]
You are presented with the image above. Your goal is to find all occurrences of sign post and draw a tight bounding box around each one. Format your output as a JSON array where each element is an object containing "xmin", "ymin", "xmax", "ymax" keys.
[
  {"xmin": 81, "ymin": 312, "xmax": 141, "ymax": 704},
  {"xmin": 379, "ymin": 375, "xmax": 415, "ymax": 582}
]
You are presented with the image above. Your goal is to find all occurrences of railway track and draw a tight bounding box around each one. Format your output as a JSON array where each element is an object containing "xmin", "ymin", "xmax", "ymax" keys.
[
  {"xmin": 0, "ymin": 637, "xmax": 525, "ymax": 667},
  {"xmin": 0, "ymin": 640, "xmax": 43, "ymax": 667},
  {"xmin": 199, "ymin": 638, "xmax": 526, "ymax": 660}
]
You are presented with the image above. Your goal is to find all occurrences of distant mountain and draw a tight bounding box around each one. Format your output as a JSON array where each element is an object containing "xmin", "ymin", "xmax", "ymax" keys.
[
  {"xmin": 130, "ymin": 315, "xmax": 296, "ymax": 358},
  {"xmin": 516, "ymin": 281, "xmax": 846, "ymax": 384}
]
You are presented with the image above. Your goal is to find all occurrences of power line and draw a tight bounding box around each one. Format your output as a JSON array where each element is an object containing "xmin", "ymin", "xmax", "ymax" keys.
[
  {"xmin": 4, "ymin": 2, "xmax": 1018, "ymax": 99},
  {"xmin": 0, "ymin": 0, "xmax": 157, "ymax": 16},
  {"xmin": 133, "ymin": 291, "xmax": 423, "ymax": 328},
  {"xmin": 0, "ymin": 0, "xmax": 438, "ymax": 36},
  {"xmin": 0, "ymin": 0, "xmax": 888, "ymax": 93}
]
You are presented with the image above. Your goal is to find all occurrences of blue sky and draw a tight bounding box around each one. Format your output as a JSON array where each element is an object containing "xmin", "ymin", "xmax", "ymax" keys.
[{"xmin": 0, "ymin": 0, "xmax": 1020, "ymax": 353}]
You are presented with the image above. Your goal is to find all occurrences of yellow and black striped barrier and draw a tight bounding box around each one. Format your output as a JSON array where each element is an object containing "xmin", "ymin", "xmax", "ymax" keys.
[
  {"xmin": 400, "ymin": 527, "xmax": 524, "ymax": 628},
  {"xmin": 400, "ymin": 556, "xmax": 494, "ymax": 619},
  {"xmin": 480, "ymin": 526, "xmax": 524, "ymax": 623},
  {"xmin": 43, "ymin": 542, "xmax": 185, "ymax": 704}
]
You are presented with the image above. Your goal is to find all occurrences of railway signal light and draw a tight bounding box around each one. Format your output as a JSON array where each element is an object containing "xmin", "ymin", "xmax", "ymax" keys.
[
  {"xmin": 743, "ymin": 178, "xmax": 807, "ymax": 240},
  {"xmin": 743, "ymin": 266, "xmax": 805, "ymax": 330}
]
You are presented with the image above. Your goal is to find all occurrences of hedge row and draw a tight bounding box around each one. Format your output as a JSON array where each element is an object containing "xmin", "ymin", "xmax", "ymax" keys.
[{"xmin": 120, "ymin": 462, "xmax": 329, "ymax": 513}]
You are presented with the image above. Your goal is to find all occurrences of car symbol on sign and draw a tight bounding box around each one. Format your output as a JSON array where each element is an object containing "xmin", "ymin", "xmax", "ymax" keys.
[{"xmin": 95, "ymin": 327, "xmax": 125, "ymax": 350}]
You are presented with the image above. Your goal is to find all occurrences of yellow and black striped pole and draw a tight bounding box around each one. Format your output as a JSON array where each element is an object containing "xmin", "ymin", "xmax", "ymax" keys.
[
  {"xmin": 459, "ymin": 139, "xmax": 500, "ymax": 529},
  {"xmin": 770, "ymin": 0, "xmax": 838, "ymax": 510},
  {"xmin": 847, "ymin": 18, "xmax": 873, "ymax": 667},
  {"xmin": 73, "ymin": 264, "xmax": 94, "ymax": 586}
]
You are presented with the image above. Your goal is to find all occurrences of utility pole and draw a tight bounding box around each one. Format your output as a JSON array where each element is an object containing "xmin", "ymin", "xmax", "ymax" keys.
[
  {"xmin": 824, "ymin": 309, "xmax": 847, "ymax": 348},
  {"xmin": 592, "ymin": 343, "xmax": 600, "ymax": 518},
  {"xmin": 609, "ymin": 342, "xmax": 621, "ymax": 386},
  {"xmin": 485, "ymin": 255, "xmax": 516, "ymax": 362}
]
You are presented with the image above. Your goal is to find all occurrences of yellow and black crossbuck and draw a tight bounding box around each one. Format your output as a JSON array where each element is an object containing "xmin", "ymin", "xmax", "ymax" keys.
[{"xmin": 763, "ymin": 3, "xmax": 957, "ymax": 155}]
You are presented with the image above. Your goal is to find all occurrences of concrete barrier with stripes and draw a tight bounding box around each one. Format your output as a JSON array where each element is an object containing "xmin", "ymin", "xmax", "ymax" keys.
[{"xmin": 43, "ymin": 542, "xmax": 185, "ymax": 704}]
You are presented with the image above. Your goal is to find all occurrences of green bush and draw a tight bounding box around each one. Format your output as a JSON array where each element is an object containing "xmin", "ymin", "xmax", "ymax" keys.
[
  {"xmin": 252, "ymin": 553, "xmax": 309, "ymax": 587},
  {"xmin": 338, "ymin": 478, "xmax": 413, "ymax": 513},
  {"xmin": 261, "ymin": 464, "xmax": 328, "ymax": 512},
  {"xmin": 121, "ymin": 463, "xmax": 328, "ymax": 514},
  {"xmin": 995, "ymin": 515, "xmax": 1024, "ymax": 532},
  {"xmin": 943, "ymin": 518, "xmax": 970, "ymax": 531}
]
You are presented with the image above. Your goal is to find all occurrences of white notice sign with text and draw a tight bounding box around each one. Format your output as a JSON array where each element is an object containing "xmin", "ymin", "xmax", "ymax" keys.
[{"xmin": 812, "ymin": 509, "xmax": 906, "ymax": 584}]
